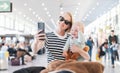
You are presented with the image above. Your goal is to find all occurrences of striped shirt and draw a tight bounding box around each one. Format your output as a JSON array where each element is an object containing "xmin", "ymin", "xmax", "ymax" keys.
[{"xmin": 45, "ymin": 31, "xmax": 69, "ymax": 63}]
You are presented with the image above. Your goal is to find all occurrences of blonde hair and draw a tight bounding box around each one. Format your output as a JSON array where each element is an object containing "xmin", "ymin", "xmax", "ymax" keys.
[
  {"xmin": 73, "ymin": 21, "xmax": 85, "ymax": 33},
  {"xmin": 64, "ymin": 12, "xmax": 73, "ymax": 32}
]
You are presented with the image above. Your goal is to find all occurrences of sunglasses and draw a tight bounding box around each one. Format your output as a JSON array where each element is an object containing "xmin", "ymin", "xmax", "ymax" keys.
[{"xmin": 59, "ymin": 16, "xmax": 72, "ymax": 25}]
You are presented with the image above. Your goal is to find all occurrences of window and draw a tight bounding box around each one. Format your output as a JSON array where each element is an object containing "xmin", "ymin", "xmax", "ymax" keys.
[{"xmin": 0, "ymin": 15, "xmax": 5, "ymax": 27}]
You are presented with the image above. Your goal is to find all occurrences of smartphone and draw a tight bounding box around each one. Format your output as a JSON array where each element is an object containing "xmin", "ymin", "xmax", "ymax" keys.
[{"xmin": 38, "ymin": 22, "xmax": 45, "ymax": 34}]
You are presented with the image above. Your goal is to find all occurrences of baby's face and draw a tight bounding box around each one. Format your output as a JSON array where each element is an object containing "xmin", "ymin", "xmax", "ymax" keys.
[{"xmin": 70, "ymin": 25, "xmax": 78, "ymax": 38}]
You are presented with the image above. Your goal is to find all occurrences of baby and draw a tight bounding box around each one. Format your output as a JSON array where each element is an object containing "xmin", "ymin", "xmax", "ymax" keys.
[{"xmin": 63, "ymin": 22, "xmax": 88, "ymax": 61}]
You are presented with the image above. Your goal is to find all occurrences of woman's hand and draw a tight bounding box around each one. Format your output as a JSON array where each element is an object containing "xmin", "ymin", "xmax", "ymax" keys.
[
  {"xmin": 31, "ymin": 30, "xmax": 46, "ymax": 54},
  {"xmin": 34, "ymin": 30, "xmax": 46, "ymax": 43}
]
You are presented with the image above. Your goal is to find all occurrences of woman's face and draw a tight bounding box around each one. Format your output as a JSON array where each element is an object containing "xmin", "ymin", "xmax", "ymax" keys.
[{"xmin": 57, "ymin": 13, "xmax": 72, "ymax": 32}]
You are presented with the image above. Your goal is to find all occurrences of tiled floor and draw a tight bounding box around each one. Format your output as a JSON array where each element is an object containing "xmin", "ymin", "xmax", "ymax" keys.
[
  {"xmin": 0, "ymin": 54, "xmax": 47, "ymax": 73},
  {"xmin": 91, "ymin": 46, "xmax": 120, "ymax": 73},
  {"xmin": 1, "ymin": 49, "xmax": 120, "ymax": 73}
]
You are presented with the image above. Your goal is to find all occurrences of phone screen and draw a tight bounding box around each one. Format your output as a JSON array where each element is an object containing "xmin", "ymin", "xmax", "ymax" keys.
[{"xmin": 38, "ymin": 22, "xmax": 45, "ymax": 33}]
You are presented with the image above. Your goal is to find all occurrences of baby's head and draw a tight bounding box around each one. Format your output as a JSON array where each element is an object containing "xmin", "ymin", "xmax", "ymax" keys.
[{"xmin": 70, "ymin": 21, "xmax": 84, "ymax": 38}]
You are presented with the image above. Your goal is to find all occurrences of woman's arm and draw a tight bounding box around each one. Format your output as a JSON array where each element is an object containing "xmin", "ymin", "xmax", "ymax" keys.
[
  {"xmin": 31, "ymin": 31, "xmax": 45, "ymax": 54},
  {"xmin": 31, "ymin": 41, "xmax": 45, "ymax": 54}
]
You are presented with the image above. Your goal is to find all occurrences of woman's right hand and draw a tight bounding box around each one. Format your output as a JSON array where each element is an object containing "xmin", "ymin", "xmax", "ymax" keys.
[
  {"xmin": 34, "ymin": 30, "xmax": 46, "ymax": 43},
  {"xmin": 31, "ymin": 30, "xmax": 46, "ymax": 54}
]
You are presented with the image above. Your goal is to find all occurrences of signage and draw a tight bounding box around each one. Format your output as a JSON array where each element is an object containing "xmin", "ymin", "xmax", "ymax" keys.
[{"xmin": 0, "ymin": 1, "xmax": 12, "ymax": 12}]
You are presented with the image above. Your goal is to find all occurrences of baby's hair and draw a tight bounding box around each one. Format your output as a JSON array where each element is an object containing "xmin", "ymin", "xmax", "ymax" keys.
[{"xmin": 73, "ymin": 21, "xmax": 85, "ymax": 33}]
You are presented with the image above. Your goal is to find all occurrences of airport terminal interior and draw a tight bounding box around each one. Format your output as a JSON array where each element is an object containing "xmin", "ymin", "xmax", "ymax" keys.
[{"xmin": 0, "ymin": 0, "xmax": 120, "ymax": 73}]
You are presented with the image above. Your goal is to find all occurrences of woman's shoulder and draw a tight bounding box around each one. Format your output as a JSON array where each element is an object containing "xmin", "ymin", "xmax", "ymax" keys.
[
  {"xmin": 46, "ymin": 32, "xmax": 54, "ymax": 35},
  {"xmin": 46, "ymin": 32, "xmax": 54, "ymax": 37},
  {"xmin": 67, "ymin": 33, "xmax": 70, "ymax": 37},
  {"xmin": 46, "ymin": 32, "xmax": 70, "ymax": 39}
]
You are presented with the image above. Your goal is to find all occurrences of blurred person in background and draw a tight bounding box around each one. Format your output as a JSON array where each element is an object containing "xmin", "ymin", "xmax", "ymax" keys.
[
  {"xmin": 108, "ymin": 30, "xmax": 118, "ymax": 46},
  {"xmin": 1, "ymin": 36, "xmax": 6, "ymax": 44},
  {"xmin": 108, "ymin": 30, "xmax": 119, "ymax": 68},
  {"xmin": 110, "ymin": 40, "xmax": 119, "ymax": 68},
  {"xmin": 0, "ymin": 43, "xmax": 8, "ymax": 52},
  {"xmin": 7, "ymin": 43, "xmax": 16, "ymax": 56},
  {"xmin": 0, "ymin": 36, "xmax": 6, "ymax": 49},
  {"xmin": 98, "ymin": 42, "xmax": 108, "ymax": 62},
  {"xmin": 86, "ymin": 36, "xmax": 94, "ymax": 61}
]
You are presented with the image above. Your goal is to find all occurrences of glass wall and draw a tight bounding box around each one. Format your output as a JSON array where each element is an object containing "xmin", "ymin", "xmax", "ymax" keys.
[
  {"xmin": 85, "ymin": 4, "xmax": 120, "ymax": 46},
  {"xmin": 0, "ymin": 14, "xmax": 37, "ymax": 35}
]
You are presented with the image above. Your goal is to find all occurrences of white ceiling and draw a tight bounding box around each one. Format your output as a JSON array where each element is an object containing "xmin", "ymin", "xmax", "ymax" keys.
[{"xmin": 9, "ymin": 0, "xmax": 119, "ymax": 32}]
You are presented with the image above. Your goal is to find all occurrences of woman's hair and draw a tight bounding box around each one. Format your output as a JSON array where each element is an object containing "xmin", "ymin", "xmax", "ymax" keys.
[
  {"xmin": 73, "ymin": 21, "xmax": 85, "ymax": 33},
  {"xmin": 65, "ymin": 12, "xmax": 73, "ymax": 32}
]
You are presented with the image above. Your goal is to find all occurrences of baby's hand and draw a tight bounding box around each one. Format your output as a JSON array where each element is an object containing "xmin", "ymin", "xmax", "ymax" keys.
[{"xmin": 62, "ymin": 51, "xmax": 68, "ymax": 57}]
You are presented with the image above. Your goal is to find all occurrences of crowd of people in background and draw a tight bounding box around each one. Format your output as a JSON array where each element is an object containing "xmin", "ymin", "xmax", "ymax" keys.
[
  {"xmin": 0, "ymin": 36, "xmax": 34, "ymax": 65},
  {"xmin": 0, "ymin": 30, "xmax": 119, "ymax": 68},
  {"xmin": 94, "ymin": 30, "xmax": 120, "ymax": 68}
]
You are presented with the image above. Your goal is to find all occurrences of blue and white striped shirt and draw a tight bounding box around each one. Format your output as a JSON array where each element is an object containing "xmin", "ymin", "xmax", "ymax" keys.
[{"xmin": 45, "ymin": 32, "xmax": 69, "ymax": 63}]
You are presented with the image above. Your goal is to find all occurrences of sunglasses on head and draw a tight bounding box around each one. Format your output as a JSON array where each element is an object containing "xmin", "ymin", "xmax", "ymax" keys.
[{"xmin": 59, "ymin": 16, "xmax": 72, "ymax": 25}]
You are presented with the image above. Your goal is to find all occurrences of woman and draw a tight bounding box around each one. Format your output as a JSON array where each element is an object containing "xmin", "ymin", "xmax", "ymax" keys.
[{"xmin": 32, "ymin": 12, "xmax": 89, "ymax": 63}]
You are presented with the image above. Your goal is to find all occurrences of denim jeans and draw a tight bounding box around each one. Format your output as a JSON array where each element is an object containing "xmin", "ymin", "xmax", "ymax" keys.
[
  {"xmin": 111, "ymin": 50, "xmax": 119, "ymax": 65},
  {"xmin": 88, "ymin": 46, "xmax": 92, "ymax": 61}
]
